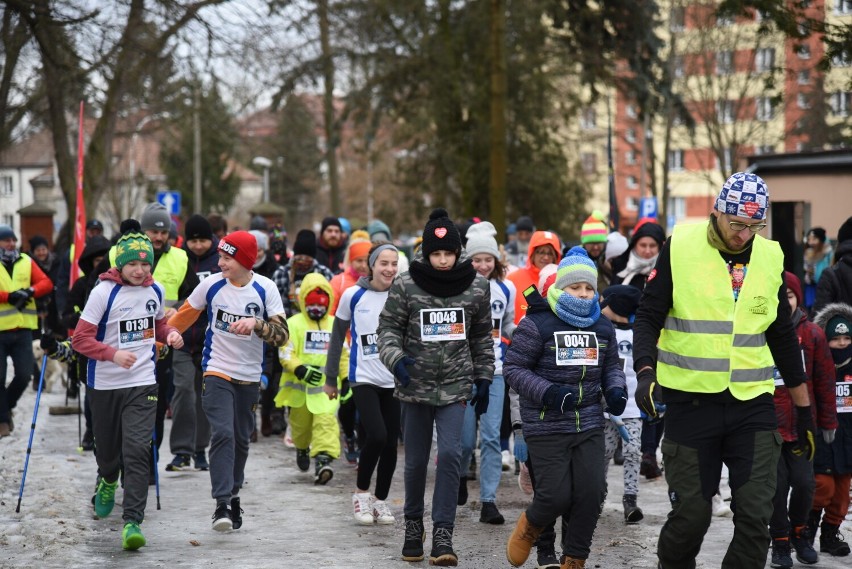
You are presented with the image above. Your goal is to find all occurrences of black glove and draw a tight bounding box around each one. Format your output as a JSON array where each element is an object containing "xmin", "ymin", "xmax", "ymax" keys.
[
  {"xmin": 393, "ymin": 356, "xmax": 416, "ymax": 387},
  {"xmin": 294, "ymin": 365, "xmax": 324, "ymax": 386},
  {"xmin": 635, "ymin": 367, "xmax": 663, "ymax": 420},
  {"xmin": 40, "ymin": 333, "xmax": 58, "ymax": 356},
  {"xmin": 543, "ymin": 384, "xmax": 577, "ymax": 414},
  {"xmin": 605, "ymin": 387, "xmax": 628, "ymax": 416},
  {"xmin": 471, "ymin": 379, "xmax": 490, "ymax": 417},
  {"xmin": 793, "ymin": 405, "xmax": 816, "ymax": 461},
  {"xmin": 8, "ymin": 288, "xmax": 33, "ymax": 310},
  {"xmin": 340, "ymin": 378, "xmax": 351, "ymax": 398}
]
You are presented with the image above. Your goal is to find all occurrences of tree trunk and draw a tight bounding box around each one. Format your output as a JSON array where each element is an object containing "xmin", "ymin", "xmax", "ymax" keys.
[
  {"xmin": 487, "ymin": 0, "xmax": 507, "ymax": 241},
  {"xmin": 318, "ymin": 0, "xmax": 340, "ymax": 215}
]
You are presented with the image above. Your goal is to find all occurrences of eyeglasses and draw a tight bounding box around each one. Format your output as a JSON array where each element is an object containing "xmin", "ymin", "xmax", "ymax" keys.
[
  {"xmin": 728, "ymin": 221, "xmax": 767, "ymax": 233},
  {"xmin": 533, "ymin": 248, "xmax": 556, "ymax": 257}
]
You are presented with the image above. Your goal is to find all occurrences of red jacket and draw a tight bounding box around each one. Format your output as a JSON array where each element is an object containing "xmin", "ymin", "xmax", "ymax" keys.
[{"xmin": 773, "ymin": 307, "xmax": 838, "ymax": 442}]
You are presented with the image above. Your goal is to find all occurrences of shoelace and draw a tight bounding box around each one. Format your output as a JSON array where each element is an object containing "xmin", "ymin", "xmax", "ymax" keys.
[
  {"xmin": 99, "ymin": 480, "xmax": 117, "ymax": 501},
  {"xmin": 373, "ymin": 500, "xmax": 391, "ymax": 518},
  {"xmin": 404, "ymin": 520, "xmax": 423, "ymax": 540},
  {"xmin": 432, "ymin": 527, "xmax": 453, "ymax": 549},
  {"xmin": 354, "ymin": 495, "xmax": 370, "ymax": 514}
]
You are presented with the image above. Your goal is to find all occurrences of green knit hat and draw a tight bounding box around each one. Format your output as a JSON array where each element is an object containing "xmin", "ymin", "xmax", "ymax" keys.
[{"xmin": 115, "ymin": 232, "xmax": 154, "ymax": 268}]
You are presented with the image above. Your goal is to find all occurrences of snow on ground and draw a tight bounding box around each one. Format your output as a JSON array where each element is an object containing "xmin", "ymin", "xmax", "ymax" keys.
[{"xmin": 1, "ymin": 382, "xmax": 850, "ymax": 568}]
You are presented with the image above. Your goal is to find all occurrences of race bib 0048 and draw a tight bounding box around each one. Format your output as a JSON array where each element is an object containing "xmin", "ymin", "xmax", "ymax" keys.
[
  {"xmin": 553, "ymin": 331, "xmax": 599, "ymax": 366},
  {"xmin": 420, "ymin": 308, "xmax": 466, "ymax": 342},
  {"xmin": 304, "ymin": 330, "xmax": 331, "ymax": 354}
]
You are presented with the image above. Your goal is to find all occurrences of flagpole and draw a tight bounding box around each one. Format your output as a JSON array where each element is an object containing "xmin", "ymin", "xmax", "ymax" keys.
[{"xmin": 70, "ymin": 101, "xmax": 86, "ymax": 289}]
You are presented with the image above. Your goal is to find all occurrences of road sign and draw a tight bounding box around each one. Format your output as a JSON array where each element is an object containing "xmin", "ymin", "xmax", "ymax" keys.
[
  {"xmin": 157, "ymin": 191, "xmax": 181, "ymax": 216},
  {"xmin": 639, "ymin": 197, "xmax": 658, "ymax": 219}
]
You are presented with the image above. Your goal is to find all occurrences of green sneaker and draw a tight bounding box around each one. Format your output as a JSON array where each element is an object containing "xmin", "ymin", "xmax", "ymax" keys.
[
  {"xmin": 93, "ymin": 478, "xmax": 119, "ymax": 519},
  {"xmin": 122, "ymin": 522, "xmax": 146, "ymax": 550}
]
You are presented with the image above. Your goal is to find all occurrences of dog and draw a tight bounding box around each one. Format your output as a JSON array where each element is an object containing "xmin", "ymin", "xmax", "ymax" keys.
[{"xmin": 32, "ymin": 339, "xmax": 67, "ymax": 394}]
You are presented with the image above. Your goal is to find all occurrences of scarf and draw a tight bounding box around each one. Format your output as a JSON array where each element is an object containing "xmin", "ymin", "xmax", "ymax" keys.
[
  {"xmin": 1, "ymin": 248, "xmax": 20, "ymax": 266},
  {"xmin": 706, "ymin": 215, "xmax": 754, "ymax": 255},
  {"xmin": 408, "ymin": 258, "xmax": 477, "ymax": 298},
  {"xmin": 831, "ymin": 345, "xmax": 852, "ymax": 368},
  {"xmin": 546, "ymin": 285, "xmax": 600, "ymax": 328},
  {"xmin": 616, "ymin": 251, "xmax": 658, "ymax": 286}
]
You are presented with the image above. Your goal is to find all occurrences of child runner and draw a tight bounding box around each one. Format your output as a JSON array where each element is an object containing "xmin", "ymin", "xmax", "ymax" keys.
[
  {"xmin": 810, "ymin": 302, "xmax": 852, "ymax": 557},
  {"xmin": 168, "ymin": 231, "xmax": 289, "ymax": 531},
  {"xmin": 325, "ymin": 242, "xmax": 401, "ymax": 524},
  {"xmin": 769, "ymin": 273, "xmax": 837, "ymax": 567},
  {"xmin": 599, "ymin": 284, "xmax": 645, "ymax": 524},
  {"xmin": 458, "ymin": 221, "xmax": 515, "ymax": 524},
  {"xmin": 379, "ymin": 208, "xmax": 494, "ymax": 566},
  {"xmin": 505, "ymin": 246, "xmax": 627, "ymax": 569},
  {"xmin": 275, "ymin": 273, "xmax": 349, "ymax": 484},
  {"xmin": 72, "ymin": 230, "xmax": 184, "ymax": 550}
]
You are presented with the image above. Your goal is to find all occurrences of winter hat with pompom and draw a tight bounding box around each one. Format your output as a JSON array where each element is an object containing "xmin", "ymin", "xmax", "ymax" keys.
[
  {"xmin": 554, "ymin": 246, "xmax": 599, "ymax": 292},
  {"xmin": 421, "ymin": 208, "xmax": 462, "ymax": 257}
]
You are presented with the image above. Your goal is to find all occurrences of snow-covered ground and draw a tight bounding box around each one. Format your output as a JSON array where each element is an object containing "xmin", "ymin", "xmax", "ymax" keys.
[{"xmin": 1, "ymin": 381, "xmax": 850, "ymax": 568}]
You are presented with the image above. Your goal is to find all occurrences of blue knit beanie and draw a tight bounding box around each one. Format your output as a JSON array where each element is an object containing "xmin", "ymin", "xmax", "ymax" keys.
[{"xmin": 554, "ymin": 246, "xmax": 599, "ymax": 292}]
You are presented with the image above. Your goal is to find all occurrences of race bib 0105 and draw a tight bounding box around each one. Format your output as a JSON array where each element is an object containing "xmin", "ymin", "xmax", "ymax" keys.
[
  {"xmin": 420, "ymin": 308, "xmax": 466, "ymax": 342},
  {"xmin": 837, "ymin": 381, "xmax": 852, "ymax": 414},
  {"xmin": 553, "ymin": 331, "xmax": 599, "ymax": 366}
]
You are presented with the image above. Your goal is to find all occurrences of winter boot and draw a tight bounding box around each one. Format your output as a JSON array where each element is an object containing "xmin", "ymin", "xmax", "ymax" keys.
[
  {"xmin": 121, "ymin": 522, "xmax": 146, "ymax": 550},
  {"xmin": 613, "ymin": 439, "xmax": 624, "ymax": 465},
  {"xmin": 806, "ymin": 509, "xmax": 821, "ymax": 546},
  {"xmin": 641, "ymin": 452, "xmax": 662, "ymax": 480},
  {"xmin": 480, "ymin": 501, "xmax": 505, "ymax": 524},
  {"xmin": 790, "ymin": 524, "xmax": 818, "ymax": 564},
  {"xmin": 560, "ymin": 556, "xmax": 586, "ymax": 568},
  {"xmin": 260, "ymin": 414, "xmax": 272, "ymax": 437},
  {"xmin": 457, "ymin": 476, "xmax": 468, "ymax": 506},
  {"xmin": 429, "ymin": 526, "xmax": 458, "ymax": 566},
  {"xmin": 314, "ymin": 452, "xmax": 334, "ymax": 485},
  {"xmin": 535, "ymin": 543, "xmax": 560, "ymax": 569},
  {"xmin": 296, "ymin": 448, "xmax": 310, "ymax": 472},
  {"xmin": 507, "ymin": 512, "xmax": 544, "ymax": 567},
  {"xmin": 769, "ymin": 538, "xmax": 793, "ymax": 568},
  {"xmin": 820, "ymin": 522, "xmax": 850, "ymax": 556},
  {"xmin": 402, "ymin": 517, "xmax": 426, "ymax": 561},
  {"xmin": 622, "ymin": 494, "xmax": 644, "ymax": 524}
]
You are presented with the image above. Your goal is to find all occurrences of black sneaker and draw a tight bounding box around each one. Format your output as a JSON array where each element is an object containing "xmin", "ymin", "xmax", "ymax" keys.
[
  {"xmin": 344, "ymin": 436, "xmax": 359, "ymax": 464},
  {"xmin": 212, "ymin": 502, "xmax": 232, "ymax": 531},
  {"xmin": 770, "ymin": 538, "xmax": 793, "ymax": 568},
  {"xmin": 165, "ymin": 454, "xmax": 191, "ymax": 472},
  {"xmin": 81, "ymin": 429, "xmax": 95, "ymax": 452},
  {"xmin": 296, "ymin": 448, "xmax": 310, "ymax": 472},
  {"xmin": 622, "ymin": 494, "xmax": 644, "ymax": 524},
  {"xmin": 314, "ymin": 453, "xmax": 334, "ymax": 485},
  {"xmin": 791, "ymin": 525, "xmax": 818, "ymax": 564},
  {"xmin": 429, "ymin": 526, "xmax": 458, "ymax": 566},
  {"xmin": 194, "ymin": 451, "xmax": 209, "ymax": 471},
  {"xmin": 230, "ymin": 497, "xmax": 243, "ymax": 530},
  {"xmin": 479, "ymin": 501, "xmax": 505, "ymax": 524},
  {"xmin": 402, "ymin": 517, "xmax": 425, "ymax": 561},
  {"xmin": 536, "ymin": 544, "xmax": 560, "ymax": 569}
]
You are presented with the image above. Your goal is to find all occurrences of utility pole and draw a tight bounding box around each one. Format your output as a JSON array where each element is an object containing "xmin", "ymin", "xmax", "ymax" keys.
[{"xmin": 193, "ymin": 86, "xmax": 202, "ymax": 214}]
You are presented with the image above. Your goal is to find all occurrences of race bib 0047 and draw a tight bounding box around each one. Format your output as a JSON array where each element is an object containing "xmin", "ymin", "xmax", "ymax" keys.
[
  {"xmin": 553, "ymin": 331, "xmax": 599, "ymax": 366},
  {"xmin": 420, "ymin": 308, "xmax": 466, "ymax": 342}
]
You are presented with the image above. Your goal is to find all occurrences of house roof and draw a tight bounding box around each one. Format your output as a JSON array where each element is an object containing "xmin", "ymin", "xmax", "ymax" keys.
[
  {"xmin": 0, "ymin": 129, "xmax": 55, "ymax": 168},
  {"xmin": 747, "ymin": 149, "xmax": 852, "ymax": 173}
]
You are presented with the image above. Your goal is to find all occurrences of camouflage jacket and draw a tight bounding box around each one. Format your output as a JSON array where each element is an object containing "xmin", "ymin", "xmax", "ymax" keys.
[{"xmin": 378, "ymin": 253, "xmax": 495, "ymax": 405}]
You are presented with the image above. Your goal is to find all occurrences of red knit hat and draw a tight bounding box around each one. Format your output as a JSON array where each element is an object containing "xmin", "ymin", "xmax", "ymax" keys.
[
  {"xmin": 218, "ymin": 230, "xmax": 257, "ymax": 270},
  {"xmin": 784, "ymin": 271, "xmax": 803, "ymax": 307},
  {"xmin": 304, "ymin": 288, "xmax": 329, "ymax": 307}
]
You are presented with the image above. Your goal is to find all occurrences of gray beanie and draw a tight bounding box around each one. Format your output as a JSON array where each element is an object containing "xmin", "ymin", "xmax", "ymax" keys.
[
  {"xmin": 140, "ymin": 203, "xmax": 171, "ymax": 231},
  {"xmin": 249, "ymin": 229, "xmax": 269, "ymax": 251},
  {"xmin": 464, "ymin": 221, "xmax": 500, "ymax": 259}
]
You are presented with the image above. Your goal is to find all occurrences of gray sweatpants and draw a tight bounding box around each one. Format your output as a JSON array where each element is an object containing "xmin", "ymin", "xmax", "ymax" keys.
[
  {"xmin": 89, "ymin": 383, "xmax": 158, "ymax": 524},
  {"xmin": 400, "ymin": 400, "xmax": 466, "ymax": 529},
  {"xmin": 202, "ymin": 376, "xmax": 259, "ymax": 503},
  {"xmin": 169, "ymin": 350, "xmax": 211, "ymax": 456}
]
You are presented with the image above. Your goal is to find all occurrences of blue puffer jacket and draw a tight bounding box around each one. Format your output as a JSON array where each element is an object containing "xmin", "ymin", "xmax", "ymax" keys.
[{"xmin": 504, "ymin": 287, "xmax": 625, "ymax": 437}]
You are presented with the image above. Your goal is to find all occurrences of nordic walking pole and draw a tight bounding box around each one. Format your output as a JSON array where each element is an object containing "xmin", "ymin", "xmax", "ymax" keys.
[
  {"xmin": 151, "ymin": 429, "xmax": 161, "ymax": 510},
  {"xmin": 16, "ymin": 353, "xmax": 48, "ymax": 513},
  {"xmin": 76, "ymin": 383, "xmax": 83, "ymax": 455}
]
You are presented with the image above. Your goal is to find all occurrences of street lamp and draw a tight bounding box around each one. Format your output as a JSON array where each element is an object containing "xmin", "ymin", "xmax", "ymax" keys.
[{"xmin": 252, "ymin": 156, "xmax": 272, "ymax": 203}]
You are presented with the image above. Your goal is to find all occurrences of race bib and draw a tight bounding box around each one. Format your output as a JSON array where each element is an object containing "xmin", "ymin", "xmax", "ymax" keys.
[
  {"xmin": 359, "ymin": 332, "xmax": 380, "ymax": 360},
  {"xmin": 492, "ymin": 318, "xmax": 502, "ymax": 341},
  {"xmin": 196, "ymin": 270, "xmax": 211, "ymax": 281},
  {"xmin": 213, "ymin": 309, "xmax": 251, "ymax": 340},
  {"xmin": 118, "ymin": 316, "xmax": 155, "ymax": 349},
  {"xmin": 553, "ymin": 331, "xmax": 599, "ymax": 366},
  {"xmin": 304, "ymin": 330, "xmax": 331, "ymax": 355},
  {"xmin": 773, "ymin": 367, "xmax": 784, "ymax": 387},
  {"xmin": 837, "ymin": 381, "xmax": 852, "ymax": 414},
  {"xmin": 420, "ymin": 308, "xmax": 466, "ymax": 342}
]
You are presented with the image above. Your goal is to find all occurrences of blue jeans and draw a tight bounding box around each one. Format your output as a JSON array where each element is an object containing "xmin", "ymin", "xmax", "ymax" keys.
[
  {"xmin": 460, "ymin": 374, "xmax": 505, "ymax": 503},
  {"xmin": 0, "ymin": 328, "xmax": 34, "ymax": 423}
]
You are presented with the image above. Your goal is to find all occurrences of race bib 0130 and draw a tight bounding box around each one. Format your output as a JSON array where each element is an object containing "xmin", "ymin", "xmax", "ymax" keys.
[
  {"xmin": 118, "ymin": 315, "xmax": 155, "ymax": 349},
  {"xmin": 420, "ymin": 308, "xmax": 466, "ymax": 342},
  {"xmin": 553, "ymin": 331, "xmax": 599, "ymax": 366}
]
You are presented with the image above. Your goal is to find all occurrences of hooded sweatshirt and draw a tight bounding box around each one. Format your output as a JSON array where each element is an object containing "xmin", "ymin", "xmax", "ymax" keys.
[{"xmin": 506, "ymin": 230, "xmax": 562, "ymax": 324}]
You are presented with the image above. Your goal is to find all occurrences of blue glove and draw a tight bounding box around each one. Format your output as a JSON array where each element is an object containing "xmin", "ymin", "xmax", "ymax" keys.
[
  {"xmin": 543, "ymin": 384, "xmax": 577, "ymax": 414},
  {"xmin": 639, "ymin": 402, "xmax": 667, "ymax": 424},
  {"xmin": 394, "ymin": 356, "xmax": 416, "ymax": 387},
  {"xmin": 513, "ymin": 430, "xmax": 528, "ymax": 463},
  {"xmin": 471, "ymin": 379, "xmax": 490, "ymax": 417},
  {"xmin": 605, "ymin": 388, "xmax": 628, "ymax": 416},
  {"xmin": 260, "ymin": 374, "xmax": 269, "ymax": 390},
  {"xmin": 609, "ymin": 415, "xmax": 630, "ymax": 442}
]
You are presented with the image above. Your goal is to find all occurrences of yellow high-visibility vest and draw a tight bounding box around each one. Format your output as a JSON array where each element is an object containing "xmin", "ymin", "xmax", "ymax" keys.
[
  {"xmin": 0, "ymin": 254, "xmax": 38, "ymax": 330},
  {"xmin": 658, "ymin": 221, "xmax": 782, "ymax": 401}
]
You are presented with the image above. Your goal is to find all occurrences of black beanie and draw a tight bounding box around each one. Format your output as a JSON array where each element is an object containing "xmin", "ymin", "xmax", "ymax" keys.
[
  {"xmin": 321, "ymin": 216, "xmax": 342, "ymax": 233},
  {"xmin": 421, "ymin": 208, "xmax": 462, "ymax": 257},
  {"xmin": 29, "ymin": 235, "xmax": 48, "ymax": 250},
  {"xmin": 185, "ymin": 214, "xmax": 213, "ymax": 241},
  {"xmin": 293, "ymin": 229, "xmax": 317, "ymax": 257},
  {"xmin": 601, "ymin": 284, "xmax": 643, "ymax": 318},
  {"xmin": 837, "ymin": 216, "xmax": 852, "ymax": 244}
]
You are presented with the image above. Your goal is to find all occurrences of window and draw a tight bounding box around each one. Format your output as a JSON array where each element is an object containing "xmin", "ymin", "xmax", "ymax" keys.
[
  {"xmin": 716, "ymin": 148, "xmax": 734, "ymax": 172},
  {"xmin": 668, "ymin": 196, "xmax": 686, "ymax": 220},
  {"xmin": 673, "ymin": 55, "xmax": 685, "ymax": 78},
  {"xmin": 832, "ymin": 50, "xmax": 851, "ymax": 67},
  {"xmin": 797, "ymin": 92, "xmax": 811, "ymax": 109},
  {"xmin": 625, "ymin": 150, "xmax": 636, "ymax": 165},
  {"xmin": 625, "ymin": 104, "xmax": 637, "ymax": 119},
  {"xmin": 581, "ymin": 108, "xmax": 596, "ymax": 129},
  {"xmin": 627, "ymin": 175, "xmax": 638, "ymax": 189},
  {"xmin": 625, "ymin": 196, "xmax": 639, "ymax": 211},
  {"xmin": 626, "ymin": 128, "xmax": 637, "ymax": 143},
  {"xmin": 0, "ymin": 176, "xmax": 12, "ymax": 197},
  {"xmin": 830, "ymin": 91, "xmax": 851, "ymax": 116},
  {"xmin": 836, "ymin": 0, "xmax": 852, "ymax": 15},
  {"xmin": 756, "ymin": 97, "xmax": 774, "ymax": 121},
  {"xmin": 670, "ymin": 7, "xmax": 685, "ymax": 31},
  {"xmin": 716, "ymin": 51, "xmax": 733, "ymax": 75},
  {"xmin": 755, "ymin": 48, "xmax": 775, "ymax": 72},
  {"xmin": 716, "ymin": 100, "xmax": 735, "ymax": 123},
  {"xmin": 798, "ymin": 70, "xmax": 810, "ymax": 85},
  {"xmin": 581, "ymin": 152, "xmax": 597, "ymax": 175},
  {"xmin": 797, "ymin": 44, "xmax": 811, "ymax": 59},
  {"xmin": 754, "ymin": 145, "xmax": 776, "ymax": 155},
  {"xmin": 1, "ymin": 214, "xmax": 12, "ymax": 227},
  {"xmin": 668, "ymin": 149, "xmax": 684, "ymax": 171}
]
